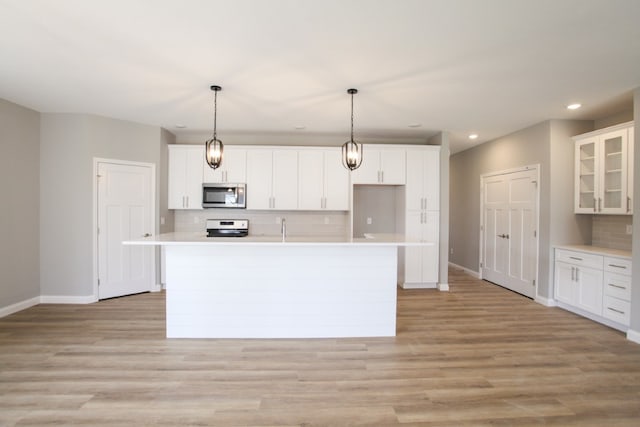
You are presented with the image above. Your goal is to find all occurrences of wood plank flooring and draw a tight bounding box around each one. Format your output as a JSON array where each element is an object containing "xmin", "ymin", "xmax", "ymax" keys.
[{"xmin": 1, "ymin": 268, "xmax": 640, "ymax": 426}]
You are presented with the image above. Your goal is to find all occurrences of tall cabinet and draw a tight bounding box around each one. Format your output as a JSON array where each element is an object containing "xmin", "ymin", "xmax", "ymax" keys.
[
  {"xmin": 402, "ymin": 146, "xmax": 441, "ymax": 288},
  {"xmin": 574, "ymin": 121, "xmax": 633, "ymax": 214},
  {"xmin": 168, "ymin": 145, "xmax": 203, "ymax": 210}
]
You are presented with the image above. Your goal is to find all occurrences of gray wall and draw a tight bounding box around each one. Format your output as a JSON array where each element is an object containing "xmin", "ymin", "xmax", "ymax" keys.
[
  {"xmin": 631, "ymin": 88, "xmax": 640, "ymax": 335},
  {"xmin": 449, "ymin": 120, "xmax": 592, "ymax": 299},
  {"xmin": 0, "ymin": 99, "xmax": 40, "ymax": 308},
  {"xmin": 40, "ymin": 114, "xmax": 164, "ymax": 297}
]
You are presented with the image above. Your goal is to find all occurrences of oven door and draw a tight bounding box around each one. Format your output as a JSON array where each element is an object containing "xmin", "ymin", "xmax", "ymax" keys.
[{"xmin": 202, "ymin": 184, "xmax": 245, "ymax": 208}]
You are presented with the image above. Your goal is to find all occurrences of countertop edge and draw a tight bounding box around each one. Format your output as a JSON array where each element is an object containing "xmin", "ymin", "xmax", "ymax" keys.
[{"xmin": 553, "ymin": 244, "xmax": 631, "ymax": 259}]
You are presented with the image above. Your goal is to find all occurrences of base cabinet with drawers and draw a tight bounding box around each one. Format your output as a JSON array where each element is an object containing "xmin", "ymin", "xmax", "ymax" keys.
[{"xmin": 554, "ymin": 247, "xmax": 632, "ymax": 331}]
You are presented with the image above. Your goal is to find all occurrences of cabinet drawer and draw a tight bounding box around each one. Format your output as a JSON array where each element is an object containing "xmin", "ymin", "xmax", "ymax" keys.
[
  {"xmin": 603, "ymin": 272, "xmax": 631, "ymax": 301},
  {"xmin": 602, "ymin": 295, "xmax": 630, "ymax": 326},
  {"xmin": 555, "ymin": 250, "xmax": 603, "ymax": 269},
  {"xmin": 603, "ymin": 257, "xmax": 632, "ymax": 276}
]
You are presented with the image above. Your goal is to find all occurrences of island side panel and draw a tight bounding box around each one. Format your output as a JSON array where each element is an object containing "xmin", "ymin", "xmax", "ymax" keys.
[{"xmin": 164, "ymin": 245, "xmax": 397, "ymax": 338}]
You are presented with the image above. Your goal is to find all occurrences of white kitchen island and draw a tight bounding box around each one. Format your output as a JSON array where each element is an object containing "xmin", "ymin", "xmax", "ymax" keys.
[{"xmin": 125, "ymin": 233, "xmax": 432, "ymax": 339}]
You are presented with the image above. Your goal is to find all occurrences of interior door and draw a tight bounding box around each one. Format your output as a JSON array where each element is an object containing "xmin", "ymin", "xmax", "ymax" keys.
[
  {"xmin": 481, "ymin": 167, "xmax": 538, "ymax": 298},
  {"xmin": 97, "ymin": 161, "xmax": 155, "ymax": 299}
]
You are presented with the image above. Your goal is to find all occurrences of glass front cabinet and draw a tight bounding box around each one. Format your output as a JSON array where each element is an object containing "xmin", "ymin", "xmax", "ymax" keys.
[{"xmin": 574, "ymin": 122, "xmax": 633, "ymax": 215}]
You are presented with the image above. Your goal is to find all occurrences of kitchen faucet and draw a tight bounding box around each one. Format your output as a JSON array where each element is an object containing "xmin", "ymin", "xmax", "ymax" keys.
[{"xmin": 281, "ymin": 217, "xmax": 286, "ymax": 241}]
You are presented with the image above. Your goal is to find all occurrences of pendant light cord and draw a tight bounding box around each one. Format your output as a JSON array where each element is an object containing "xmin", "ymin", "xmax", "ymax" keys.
[
  {"xmin": 213, "ymin": 89, "xmax": 218, "ymax": 141},
  {"xmin": 350, "ymin": 91, "xmax": 354, "ymax": 143}
]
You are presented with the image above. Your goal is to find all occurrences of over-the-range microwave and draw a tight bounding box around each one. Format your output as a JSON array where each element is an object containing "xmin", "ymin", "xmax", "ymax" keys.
[{"xmin": 202, "ymin": 183, "xmax": 246, "ymax": 208}]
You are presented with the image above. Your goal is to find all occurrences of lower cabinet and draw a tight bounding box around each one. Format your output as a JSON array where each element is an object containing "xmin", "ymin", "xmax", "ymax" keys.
[
  {"xmin": 554, "ymin": 248, "xmax": 631, "ymax": 331},
  {"xmin": 402, "ymin": 210, "xmax": 439, "ymax": 287}
]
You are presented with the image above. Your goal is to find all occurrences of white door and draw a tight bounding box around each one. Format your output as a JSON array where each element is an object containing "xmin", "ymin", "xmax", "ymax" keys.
[
  {"xmin": 97, "ymin": 161, "xmax": 155, "ymax": 299},
  {"xmin": 481, "ymin": 167, "xmax": 538, "ymax": 298}
]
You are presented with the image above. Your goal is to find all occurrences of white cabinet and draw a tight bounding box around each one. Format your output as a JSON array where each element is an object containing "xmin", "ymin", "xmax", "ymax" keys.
[
  {"xmin": 351, "ymin": 145, "xmax": 406, "ymax": 185},
  {"xmin": 168, "ymin": 145, "xmax": 203, "ymax": 210},
  {"xmin": 405, "ymin": 147, "xmax": 440, "ymax": 211},
  {"xmin": 202, "ymin": 147, "xmax": 246, "ymax": 184},
  {"xmin": 402, "ymin": 146, "xmax": 441, "ymax": 288},
  {"xmin": 574, "ymin": 122, "xmax": 633, "ymax": 214},
  {"xmin": 246, "ymin": 148, "xmax": 298, "ymax": 210},
  {"xmin": 298, "ymin": 148, "xmax": 349, "ymax": 210},
  {"xmin": 554, "ymin": 247, "xmax": 632, "ymax": 330},
  {"xmin": 404, "ymin": 211, "xmax": 439, "ymax": 285}
]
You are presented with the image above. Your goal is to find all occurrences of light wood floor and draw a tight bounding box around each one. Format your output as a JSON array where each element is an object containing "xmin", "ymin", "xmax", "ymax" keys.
[{"xmin": 1, "ymin": 269, "xmax": 640, "ymax": 426}]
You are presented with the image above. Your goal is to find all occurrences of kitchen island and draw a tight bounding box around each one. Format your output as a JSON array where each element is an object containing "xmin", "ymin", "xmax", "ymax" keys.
[{"xmin": 125, "ymin": 233, "xmax": 432, "ymax": 339}]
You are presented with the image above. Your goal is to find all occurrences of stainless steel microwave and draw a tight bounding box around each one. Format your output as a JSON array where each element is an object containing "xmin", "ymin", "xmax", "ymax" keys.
[{"xmin": 202, "ymin": 183, "xmax": 246, "ymax": 208}]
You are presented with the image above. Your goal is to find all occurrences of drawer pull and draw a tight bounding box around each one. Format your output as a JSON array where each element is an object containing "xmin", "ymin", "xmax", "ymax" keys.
[
  {"xmin": 607, "ymin": 307, "xmax": 625, "ymax": 315},
  {"xmin": 569, "ymin": 256, "xmax": 583, "ymax": 261},
  {"xmin": 608, "ymin": 264, "xmax": 627, "ymax": 269},
  {"xmin": 608, "ymin": 284, "xmax": 627, "ymax": 290}
]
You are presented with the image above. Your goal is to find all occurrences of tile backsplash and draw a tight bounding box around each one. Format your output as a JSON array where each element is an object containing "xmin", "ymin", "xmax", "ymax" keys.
[
  {"xmin": 591, "ymin": 215, "xmax": 632, "ymax": 251},
  {"xmin": 175, "ymin": 210, "xmax": 349, "ymax": 237}
]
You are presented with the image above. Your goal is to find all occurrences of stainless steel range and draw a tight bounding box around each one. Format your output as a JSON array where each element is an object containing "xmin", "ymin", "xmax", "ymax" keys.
[{"xmin": 206, "ymin": 219, "xmax": 249, "ymax": 237}]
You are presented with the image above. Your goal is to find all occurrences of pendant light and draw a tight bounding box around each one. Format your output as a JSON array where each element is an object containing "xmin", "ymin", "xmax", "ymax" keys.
[
  {"xmin": 342, "ymin": 88, "xmax": 363, "ymax": 171},
  {"xmin": 205, "ymin": 85, "xmax": 224, "ymax": 169}
]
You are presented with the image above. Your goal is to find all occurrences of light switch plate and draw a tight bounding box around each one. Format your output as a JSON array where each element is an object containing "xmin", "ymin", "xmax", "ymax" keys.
[{"xmin": 626, "ymin": 224, "xmax": 633, "ymax": 235}]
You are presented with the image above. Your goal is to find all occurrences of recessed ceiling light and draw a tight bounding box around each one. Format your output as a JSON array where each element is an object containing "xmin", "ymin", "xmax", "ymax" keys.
[
  {"xmin": 293, "ymin": 125, "xmax": 306, "ymax": 130},
  {"xmin": 567, "ymin": 103, "xmax": 582, "ymax": 110},
  {"xmin": 468, "ymin": 133, "xmax": 479, "ymax": 140},
  {"xmin": 175, "ymin": 124, "xmax": 187, "ymax": 129},
  {"xmin": 408, "ymin": 123, "xmax": 422, "ymax": 128}
]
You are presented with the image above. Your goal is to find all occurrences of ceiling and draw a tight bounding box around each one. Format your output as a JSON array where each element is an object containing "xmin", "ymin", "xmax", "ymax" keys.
[{"xmin": 1, "ymin": 0, "xmax": 639, "ymax": 154}]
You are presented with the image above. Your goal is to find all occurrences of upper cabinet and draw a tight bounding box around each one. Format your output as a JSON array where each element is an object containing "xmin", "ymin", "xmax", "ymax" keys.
[
  {"xmin": 246, "ymin": 148, "xmax": 298, "ymax": 210},
  {"xmin": 298, "ymin": 148, "xmax": 349, "ymax": 210},
  {"xmin": 351, "ymin": 145, "xmax": 406, "ymax": 185},
  {"xmin": 202, "ymin": 147, "xmax": 247, "ymax": 184},
  {"xmin": 168, "ymin": 145, "xmax": 204, "ymax": 210},
  {"xmin": 574, "ymin": 122, "xmax": 633, "ymax": 214}
]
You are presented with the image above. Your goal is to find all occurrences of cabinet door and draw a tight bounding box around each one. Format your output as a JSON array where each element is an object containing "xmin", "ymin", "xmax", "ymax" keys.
[
  {"xmin": 351, "ymin": 148, "xmax": 380, "ymax": 184},
  {"xmin": 421, "ymin": 211, "xmax": 440, "ymax": 283},
  {"xmin": 575, "ymin": 266, "xmax": 604, "ymax": 315},
  {"xmin": 405, "ymin": 151, "xmax": 423, "ymax": 211},
  {"xmin": 599, "ymin": 129, "xmax": 628, "ymax": 214},
  {"xmin": 168, "ymin": 146, "xmax": 188, "ymax": 209},
  {"xmin": 323, "ymin": 149, "xmax": 350, "ymax": 210},
  {"xmin": 575, "ymin": 138, "xmax": 598, "ymax": 213},
  {"xmin": 422, "ymin": 149, "xmax": 440, "ymax": 211},
  {"xmin": 203, "ymin": 147, "xmax": 247, "ymax": 184},
  {"xmin": 168, "ymin": 146, "xmax": 203, "ymax": 209},
  {"xmin": 246, "ymin": 149, "xmax": 273, "ymax": 210},
  {"xmin": 379, "ymin": 148, "xmax": 406, "ymax": 184},
  {"xmin": 272, "ymin": 149, "xmax": 298, "ymax": 210},
  {"xmin": 627, "ymin": 127, "xmax": 633, "ymax": 214},
  {"xmin": 298, "ymin": 150, "xmax": 324, "ymax": 210},
  {"xmin": 184, "ymin": 147, "xmax": 204, "ymax": 209},
  {"xmin": 404, "ymin": 211, "xmax": 423, "ymax": 283},
  {"xmin": 554, "ymin": 261, "xmax": 575, "ymax": 305}
]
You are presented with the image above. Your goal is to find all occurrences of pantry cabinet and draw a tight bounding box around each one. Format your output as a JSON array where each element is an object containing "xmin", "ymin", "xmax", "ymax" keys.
[
  {"xmin": 351, "ymin": 145, "xmax": 406, "ymax": 185},
  {"xmin": 246, "ymin": 148, "xmax": 298, "ymax": 210},
  {"xmin": 574, "ymin": 122, "xmax": 633, "ymax": 214},
  {"xmin": 202, "ymin": 147, "xmax": 247, "ymax": 184},
  {"xmin": 298, "ymin": 148, "xmax": 349, "ymax": 210},
  {"xmin": 168, "ymin": 145, "xmax": 203, "ymax": 209},
  {"xmin": 401, "ymin": 146, "xmax": 441, "ymax": 288}
]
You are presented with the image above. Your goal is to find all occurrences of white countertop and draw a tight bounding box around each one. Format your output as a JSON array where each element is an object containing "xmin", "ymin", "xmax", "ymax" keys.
[
  {"xmin": 124, "ymin": 232, "xmax": 433, "ymax": 247},
  {"xmin": 554, "ymin": 244, "xmax": 632, "ymax": 260}
]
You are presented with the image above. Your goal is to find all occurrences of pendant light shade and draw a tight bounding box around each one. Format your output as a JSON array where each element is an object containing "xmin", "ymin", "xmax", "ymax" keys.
[
  {"xmin": 205, "ymin": 85, "xmax": 224, "ymax": 169},
  {"xmin": 342, "ymin": 88, "xmax": 363, "ymax": 171}
]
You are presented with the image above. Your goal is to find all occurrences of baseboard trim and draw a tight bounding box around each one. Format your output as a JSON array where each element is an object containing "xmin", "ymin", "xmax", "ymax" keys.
[
  {"xmin": 535, "ymin": 295, "xmax": 556, "ymax": 307},
  {"xmin": 448, "ymin": 262, "xmax": 480, "ymax": 279},
  {"xmin": 0, "ymin": 296, "xmax": 40, "ymax": 318},
  {"xmin": 627, "ymin": 329, "xmax": 640, "ymax": 345},
  {"xmin": 400, "ymin": 283, "xmax": 437, "ymax": 289},
  {"xmin": 438, "ymin": 283, "xmax": 449, "ymax": 291},
  {"xmin": 40, "ymin": 295, "xmax": 97, "ymax": 304}
]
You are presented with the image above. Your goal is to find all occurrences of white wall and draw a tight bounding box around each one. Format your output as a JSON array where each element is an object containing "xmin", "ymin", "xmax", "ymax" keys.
[
  {"xmin": 0, "ymin": 99, "xmax": 40, "ymax": 309},
  {"xmin": 39, "ymin": 114, "xmax": 165, "ymax": 298}
]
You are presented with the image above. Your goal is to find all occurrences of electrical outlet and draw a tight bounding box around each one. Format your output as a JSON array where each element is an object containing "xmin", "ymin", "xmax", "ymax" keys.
[
  {"xmin": 626, "ymin": 224, "xmax": 633, "ymax": 235},
  {"xmin": 366, "ymin": 217, "xmax": 372, "ymax": 225},
  {"xmin": 275, "ymin": 217, "xmax": 281, "ymax": 224},
  {"xmin": 160, "ymin": 216, "xmax": 165, "ymax": 226},
  {"xmin": 324, "ymin": 216, "xmax": 330, "ymax": 225},
  {"xmin": 193, "ymin": 216, "xmax": 199, "ymax": 224},
  {"xmin": 450, "ymin": 248, "xmax": 454, "ymax": 255}
]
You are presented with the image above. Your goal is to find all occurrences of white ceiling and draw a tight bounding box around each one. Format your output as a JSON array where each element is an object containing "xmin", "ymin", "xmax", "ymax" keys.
[{"xmin": 1, "ymin": 0, "xmax": 639, "ymax": 153}]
